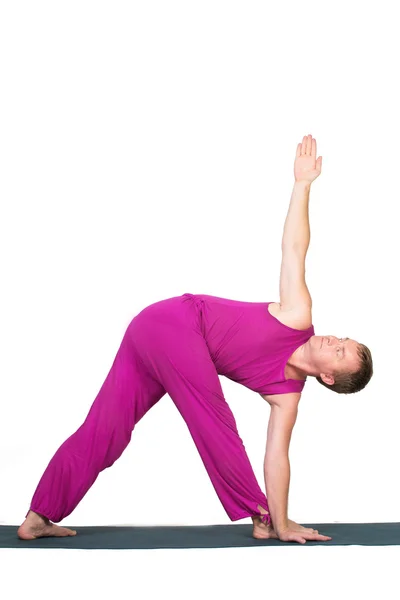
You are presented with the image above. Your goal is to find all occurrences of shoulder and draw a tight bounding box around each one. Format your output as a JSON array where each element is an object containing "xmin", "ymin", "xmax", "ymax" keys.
[
  {"xmin": 260, "ymin": 391, "xmax": 301, "ymax": 408},
  {"xmin": 268, "ymin": 302, "xmax": 313, "ymax": 330}
]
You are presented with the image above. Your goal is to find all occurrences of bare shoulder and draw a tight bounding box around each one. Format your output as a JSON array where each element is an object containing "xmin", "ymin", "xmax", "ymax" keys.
[
  {"xmin": 268, "ymin": 302, "xmax": 312, "ymax": 330},
  {"xmin": 260, "ymin": 391, "xmax": 302, "ymax": 408}
]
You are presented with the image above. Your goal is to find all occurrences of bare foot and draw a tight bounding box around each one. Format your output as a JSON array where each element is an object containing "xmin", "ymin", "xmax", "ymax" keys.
[
  {"xmin": 17, "ymin": 511, "xmax": 77, "ymax": 540},
  {"xmin": 252, "ymin": 515, "xmax": 279, "ymax": 540},
  {"xmin": 251, "ymin": 505, "xmax": 278, "ymax": 540}
]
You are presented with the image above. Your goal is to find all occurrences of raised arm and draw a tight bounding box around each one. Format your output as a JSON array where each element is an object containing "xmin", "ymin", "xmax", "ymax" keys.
[
  {"xmin": 279, "ymin": 134, "xmax": 322, "ymax": 312},
  {"xmin": 282, "ymin": 179, "xmax": 311, "ymax": 255}
]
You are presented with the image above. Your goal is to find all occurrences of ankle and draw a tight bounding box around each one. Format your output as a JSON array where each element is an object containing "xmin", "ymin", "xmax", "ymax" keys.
[{"xmin": 27, "ymin": 510, "xmax": 48, "ymax": 524}]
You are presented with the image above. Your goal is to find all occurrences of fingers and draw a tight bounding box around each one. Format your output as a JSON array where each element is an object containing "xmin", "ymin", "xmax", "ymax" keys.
[
  {"xmin": 306, "ymin": 533, "xmax": 332, "ymax": 541},
  {"xmin": 300, "ymin": 134, "xmax": 316, "ymax": 156},
  {"xmin": 293, "ymin": 533, "xmax": 331, "ymax": 544},
  {"xmin": 306, "ymin": 135, "xmax": 311, "ymax": 154},
  {"xmin": 312, "ymin": 137, "xmax": 316, "ymax": 157}
]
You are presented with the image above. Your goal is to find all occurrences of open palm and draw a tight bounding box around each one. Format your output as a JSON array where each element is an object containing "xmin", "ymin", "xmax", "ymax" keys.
[{"xmin": 294, "ymin": 134, "xmax": 322, "ymax": 183}]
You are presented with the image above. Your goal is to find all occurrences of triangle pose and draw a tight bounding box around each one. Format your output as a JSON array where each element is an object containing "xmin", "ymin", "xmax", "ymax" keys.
[{"xmin": 18, "ymin": 135, "xmax": 373, "ymax": 544}]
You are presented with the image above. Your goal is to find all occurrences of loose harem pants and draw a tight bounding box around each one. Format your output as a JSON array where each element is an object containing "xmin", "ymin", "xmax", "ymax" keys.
[{"xmin": 27, "ymin": 294, "xmax": 271, "ymax": 525}]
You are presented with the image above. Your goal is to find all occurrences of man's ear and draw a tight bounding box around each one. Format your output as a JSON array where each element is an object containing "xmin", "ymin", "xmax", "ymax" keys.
[{"xmin": 321, "ymin": 373, "xmax": 335, "ymax": 385}]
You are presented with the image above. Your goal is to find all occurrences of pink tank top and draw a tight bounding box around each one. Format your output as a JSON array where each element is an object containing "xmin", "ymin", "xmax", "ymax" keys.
[{"xmin": 186, "ymin": 293, "xmax": 315, "ymax": 396}]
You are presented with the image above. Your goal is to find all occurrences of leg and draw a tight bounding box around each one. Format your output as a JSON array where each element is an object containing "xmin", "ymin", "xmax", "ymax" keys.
[
  {"xmin": 147, "ymin": 322, "xmax": 271, "ymax": 525},
  {"xmin": 18, "ymin": 331, "xmax": 165, "ymax": 539}
]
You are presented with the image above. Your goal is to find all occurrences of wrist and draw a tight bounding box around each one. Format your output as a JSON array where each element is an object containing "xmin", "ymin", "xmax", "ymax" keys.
[
  {"xmin": 294, "ymin": 179, "xmax": 312, "ymax": 188},
  {"xmin": 276, "ymin": 523, "xmax": 290, "ymax": 536},
  {"xmin": 272, "ymin": 518, "xmax": 289, "ymax": 534}
]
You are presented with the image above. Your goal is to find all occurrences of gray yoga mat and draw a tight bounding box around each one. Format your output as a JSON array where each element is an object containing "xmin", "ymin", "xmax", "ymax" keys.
[{"xmin": 1, "ymin": 522, "xmax": 399, "ymax": 548}]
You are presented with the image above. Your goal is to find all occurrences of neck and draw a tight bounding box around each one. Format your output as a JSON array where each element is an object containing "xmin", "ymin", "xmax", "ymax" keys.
[{"xmin": 288, "ymin": 341, "xmax": 316, "ymax": 379}]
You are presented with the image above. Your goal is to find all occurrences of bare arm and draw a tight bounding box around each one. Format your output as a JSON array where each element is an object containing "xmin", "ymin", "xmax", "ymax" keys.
[
  {"xmin": 282, "ymin": 180, "xmax": 311, "ymax": 254},
  {"xmin": 262, "ymin": 394, "xmax": 300, "ymax": 535},
  {"xmin": 260, "ymin": 135, "xmax": 322, "ymax": 533},
  {"xmin": 278, "ymin": 134, "xmax": 322, "ymax": 312},
  {"xmin": 282, "ymin": 134, "xmax": 322, "ymax": 254}
]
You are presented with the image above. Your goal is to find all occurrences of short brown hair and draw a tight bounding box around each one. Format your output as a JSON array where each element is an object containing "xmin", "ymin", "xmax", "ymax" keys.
[{"xmin": 316, "ymin": 343, "xmax": 373, "ymax": 394}]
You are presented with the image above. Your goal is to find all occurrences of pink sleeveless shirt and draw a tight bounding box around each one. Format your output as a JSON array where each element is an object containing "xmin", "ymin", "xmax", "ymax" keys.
[{"xmin": 187, "ymin": 293, "xmax": 315, "ymax": 396}]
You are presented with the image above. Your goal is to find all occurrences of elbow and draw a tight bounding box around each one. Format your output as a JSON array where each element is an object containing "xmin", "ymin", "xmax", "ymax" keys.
[{"xmin": 263, "ymin": 449, "xmax": 290, "ymax": 467}]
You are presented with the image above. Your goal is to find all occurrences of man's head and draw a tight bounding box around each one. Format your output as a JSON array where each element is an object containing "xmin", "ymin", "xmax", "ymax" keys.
[{"xmin": 307, "ymin": 335, "xmax": 373, "ymax": 394}]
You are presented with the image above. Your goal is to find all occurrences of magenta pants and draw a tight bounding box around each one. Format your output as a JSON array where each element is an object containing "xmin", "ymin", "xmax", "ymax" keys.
[{"xmin": 27, "ymin": 294, "xmax": 271, "ymax": 525}]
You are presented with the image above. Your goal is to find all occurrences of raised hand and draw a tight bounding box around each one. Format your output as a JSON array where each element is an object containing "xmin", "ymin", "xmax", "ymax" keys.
[{"xmin": 294, "ymin": 134, "xmax": 322, "ymax": 183}]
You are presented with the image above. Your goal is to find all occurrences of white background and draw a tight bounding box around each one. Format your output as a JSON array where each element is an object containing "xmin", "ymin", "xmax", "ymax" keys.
[{"xmin": 0, "ymin": 1, "xmax": 398, "ymax": 599}]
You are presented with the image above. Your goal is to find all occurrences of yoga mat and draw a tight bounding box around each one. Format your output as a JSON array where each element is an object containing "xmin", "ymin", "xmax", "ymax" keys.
[{"xmin": 1, "ymin": 523, "xmax": 399, "ymax": 549}]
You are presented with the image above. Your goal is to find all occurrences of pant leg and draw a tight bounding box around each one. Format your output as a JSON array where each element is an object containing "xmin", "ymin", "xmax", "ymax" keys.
[
  {"xmin": 27, "ymin": 330, "xmax": 166, "ymax": 523},
  {"xmin": 142, "ymin": 314, "xmax": 271, "ymax": 524}
]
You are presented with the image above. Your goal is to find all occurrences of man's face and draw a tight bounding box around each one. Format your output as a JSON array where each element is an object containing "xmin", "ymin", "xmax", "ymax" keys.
[{"xmin": 312, "ymin": 335, "xmax": 360, "ymax": 376}]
